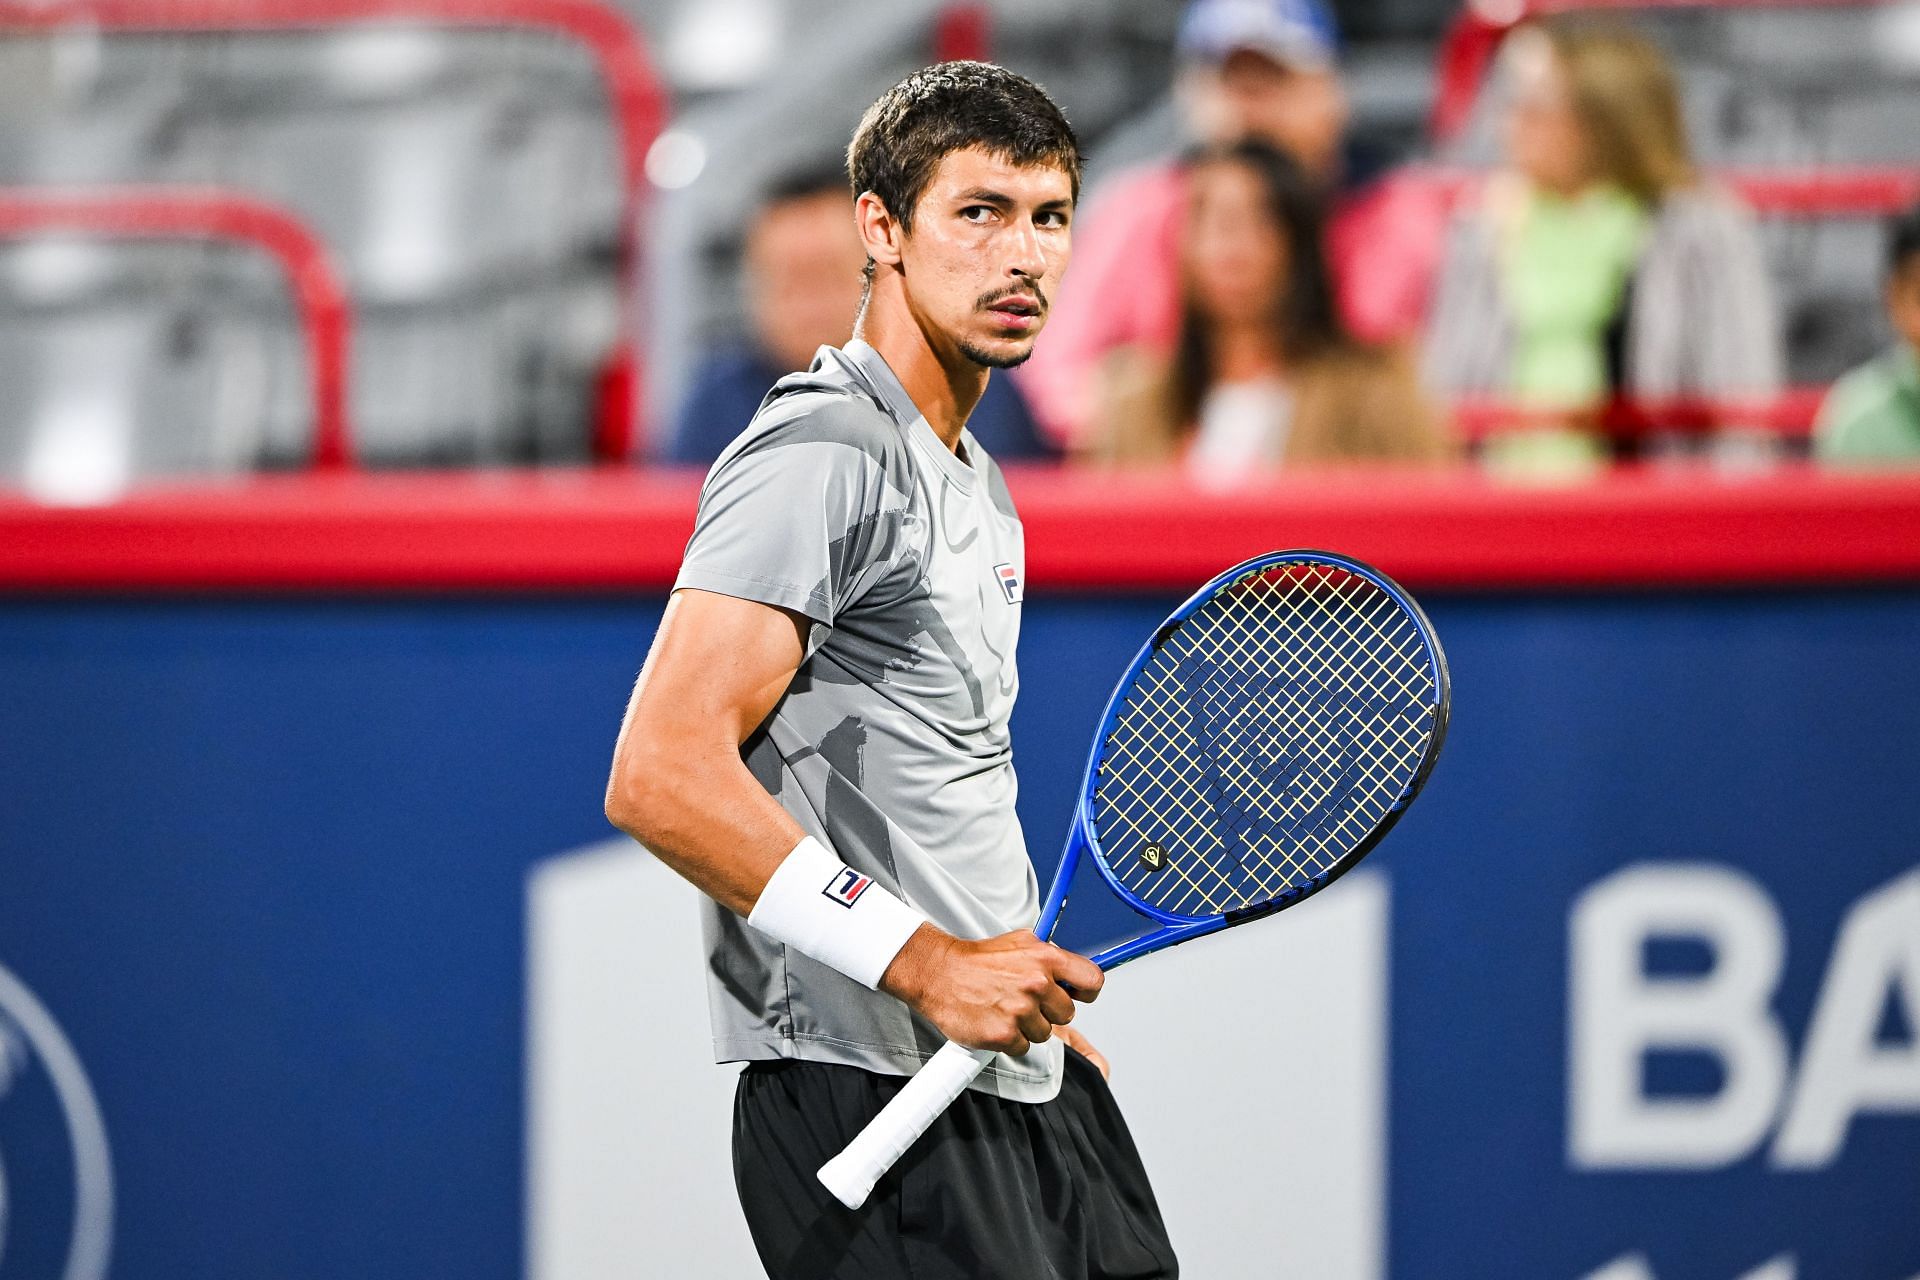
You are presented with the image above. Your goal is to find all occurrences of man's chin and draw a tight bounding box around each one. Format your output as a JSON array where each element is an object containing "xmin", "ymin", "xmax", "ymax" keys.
[{"xmin": 958, "ymin": 336, "xmax": 1037, "ymax": 370}]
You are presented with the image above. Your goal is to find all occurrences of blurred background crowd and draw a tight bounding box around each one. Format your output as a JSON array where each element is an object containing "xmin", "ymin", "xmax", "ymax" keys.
[{"xmin": 2, "ymin": 0, "xmax": 1919, "ymax": 503}]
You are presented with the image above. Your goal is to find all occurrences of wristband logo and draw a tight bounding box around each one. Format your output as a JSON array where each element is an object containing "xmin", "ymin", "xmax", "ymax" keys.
[
  {"xmin": 822, "ymin": 867, "xmax": 874, "ymax": 909},
  {"xmin": 0, "ymin": 962, "xmax": 114, "ymax": 1280}
]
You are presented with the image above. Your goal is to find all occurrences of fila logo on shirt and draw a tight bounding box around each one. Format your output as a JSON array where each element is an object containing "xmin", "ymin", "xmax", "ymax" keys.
[
  {"xmin": 822, "ymin": 866, "xmax": 874, "ymax": 909},
  {"xmin": 993, "ymin": 563, "xmax": 1022, "ymax": 605}
]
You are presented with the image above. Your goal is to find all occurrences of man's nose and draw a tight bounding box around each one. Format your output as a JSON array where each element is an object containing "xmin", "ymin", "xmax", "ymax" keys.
[{"xmin": 1007, "ymin": 218, "xmax": 1047, "ymax": 282}]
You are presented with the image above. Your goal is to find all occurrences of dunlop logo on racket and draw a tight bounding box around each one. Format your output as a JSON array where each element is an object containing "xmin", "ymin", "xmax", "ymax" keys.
[{"xmin": 1139, "ymin": 842, "xmax": 1168, "ymax": 872}]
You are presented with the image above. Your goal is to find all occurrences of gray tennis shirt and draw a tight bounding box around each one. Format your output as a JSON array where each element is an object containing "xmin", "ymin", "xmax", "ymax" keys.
[{"xmin": 673, "ymin": 338, "xmax": 1062, "ymax": 1103}]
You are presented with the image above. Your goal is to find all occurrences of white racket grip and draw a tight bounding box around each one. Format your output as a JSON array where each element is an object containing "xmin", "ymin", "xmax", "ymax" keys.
[{"xmin": 817, "ymin": 1041, "xmax": 996, "ymax": 1209}]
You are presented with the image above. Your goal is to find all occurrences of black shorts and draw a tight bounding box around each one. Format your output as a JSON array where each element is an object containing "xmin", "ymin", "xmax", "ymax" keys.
[{"xmin": 732, "ymin": 1046, "xmax": 1180, "ymax": 1279}]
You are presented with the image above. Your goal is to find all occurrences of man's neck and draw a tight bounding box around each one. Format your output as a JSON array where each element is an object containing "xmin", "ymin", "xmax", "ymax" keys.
[{"xmin": 855, "ymin": 303, "xmax": 989, "ymax": 454}]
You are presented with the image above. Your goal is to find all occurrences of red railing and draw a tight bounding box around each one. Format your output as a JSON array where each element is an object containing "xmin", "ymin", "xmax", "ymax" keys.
[
  {"xmin": 0, "ymin": 187, "xmax": 354, "ymax": 467},
  {"xmin": 1411, "ymin": 165, "xmax": 1920, "ymax": 219},
  {"xmin": 1449, "ymin": 388, "xmax": 1828, "ymax": 440},
  {"xmin": 0, "ymin": 0, "xmax": 670, "ymax": 460},
  {"xmin": 1726, "ymin": 168, "xmax": 1920, "ymax": 217},
  {"xmin": 1432, "ymin": 0, "xmax": 1887, "ymax": 143}
]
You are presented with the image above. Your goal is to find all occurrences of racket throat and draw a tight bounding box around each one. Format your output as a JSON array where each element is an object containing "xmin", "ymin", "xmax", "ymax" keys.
[{"xmin": 1088, "ymin": 916, "xmax": 1229, "ymax": 969}]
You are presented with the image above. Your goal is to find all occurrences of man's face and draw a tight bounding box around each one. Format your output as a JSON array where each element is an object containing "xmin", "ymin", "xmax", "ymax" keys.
[
  {"xmin": 1183, "ymin": 49, "xmax": 1348, "ymax": 182},
  {"xmin": 1889, "ymin": 257, "xmax": 1920, "ymax": 356},
  {"xmin": 747, "ymin": 190, "xmax": 866, "ymax": 373},
  {"xmin": 893, "ymin": 146, "xmax": 1074, "ymax": 369}
]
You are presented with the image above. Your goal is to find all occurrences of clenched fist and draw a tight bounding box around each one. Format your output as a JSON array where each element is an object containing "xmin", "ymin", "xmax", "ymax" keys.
[{"xmin": 881, "ymin": 924, "xmax": 1103, "ymax": 1056}]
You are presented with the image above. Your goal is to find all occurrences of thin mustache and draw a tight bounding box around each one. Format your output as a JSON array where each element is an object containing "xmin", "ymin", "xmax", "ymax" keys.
[{"xmin": 976, "ymin": 284, "xmax": 1047, "ymax": 312}]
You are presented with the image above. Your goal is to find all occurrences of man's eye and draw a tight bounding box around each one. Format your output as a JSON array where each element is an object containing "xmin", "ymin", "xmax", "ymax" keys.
[
  {"xmin": 961, "ymin": 206, "xmax": 996, "ymax": 223},
  {"xmin": 1038, "ymin": 212, "xmax": 1068, "ymax": 229}
]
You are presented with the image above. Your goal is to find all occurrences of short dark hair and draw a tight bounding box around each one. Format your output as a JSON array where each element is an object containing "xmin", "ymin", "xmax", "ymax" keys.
[
  {"xmin": 846, "ymin": 61, "xmax": 1083, "ymax": 236},
  {"xmin": 1890, "ymin": 201, "xmax": 1920, "ymax": 278}
]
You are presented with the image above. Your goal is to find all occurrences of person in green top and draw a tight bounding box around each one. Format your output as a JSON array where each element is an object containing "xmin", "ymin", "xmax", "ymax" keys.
[
  {"xmin": 1423, "ymin": 16, "xmax": 1784, "ymax": 478},
  {"xmin": 1816, "ymin": 204, "xmax": 1920, "ymax": 466}
]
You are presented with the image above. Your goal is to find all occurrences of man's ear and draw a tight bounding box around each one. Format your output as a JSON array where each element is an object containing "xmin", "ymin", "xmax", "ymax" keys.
[{"xmin": 855, "ymin": 191, "xmax": 904, "ymax": 269}]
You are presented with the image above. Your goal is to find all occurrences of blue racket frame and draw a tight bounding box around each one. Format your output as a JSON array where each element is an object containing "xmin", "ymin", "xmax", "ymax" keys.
[{"xmin": 1034, "ymin": 548, "xmax": 1451, "ymax": 969}]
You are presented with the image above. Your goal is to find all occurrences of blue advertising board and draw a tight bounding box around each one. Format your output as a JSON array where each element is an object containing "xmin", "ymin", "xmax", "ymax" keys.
[{"xmin": 1, "ymin": 588, "xmax": 1916, "ymax": 1279}]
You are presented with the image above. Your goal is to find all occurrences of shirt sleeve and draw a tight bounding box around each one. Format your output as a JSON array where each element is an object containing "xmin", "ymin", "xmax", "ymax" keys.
[
  {"xmin": 1629, "ymin": 191, "xmax": 1784, "ymax": 402},
  {"xmin": 674, "ymin": 396, "xmax": 905, "ymax": 632},
  {"xmin": 1421, "ymin": 207, "xmax": 1510, "ymax": 397},
  {"xmin": 1814, "ymin": 359, "xmax": 1916, "ymax": 465}
]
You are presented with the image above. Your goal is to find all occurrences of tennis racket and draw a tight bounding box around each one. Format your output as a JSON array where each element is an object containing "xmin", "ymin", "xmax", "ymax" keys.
[{"xmin": 817, "ymin": 548, "xmax": 1450, "ymax": 1210}]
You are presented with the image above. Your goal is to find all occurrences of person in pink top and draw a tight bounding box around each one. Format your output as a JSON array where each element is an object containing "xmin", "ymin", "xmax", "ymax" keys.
[{"xmin": 1019, "ymin": 0, "xmax": 1453, "ymax": 447}]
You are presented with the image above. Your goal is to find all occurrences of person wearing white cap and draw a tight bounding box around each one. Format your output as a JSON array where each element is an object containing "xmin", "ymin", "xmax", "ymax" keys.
[
  {"xmin": 1175, "ymin": 0, "xmax": 1349, "ymax": 180},
  {"xmin": 1017, "ymin": 0, "xmax": 1452, "ymax": 448}
]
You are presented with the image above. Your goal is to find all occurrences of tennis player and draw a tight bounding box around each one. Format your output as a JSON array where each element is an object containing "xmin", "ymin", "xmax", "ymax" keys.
[{"xmin": 605, "ymin": 62, "xmax": 1179, "ymax": 1278}]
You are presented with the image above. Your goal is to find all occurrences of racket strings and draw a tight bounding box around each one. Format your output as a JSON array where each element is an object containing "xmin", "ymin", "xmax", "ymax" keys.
[
  {"xmin": 1198, "ymin": 565, "xmax": 1432, "ymax": 886},
  {"xmin": 1147, "ymin": 593, "xmax": 1391, "ymax": 905},
  {"xmin": 1106, "ymin": 593, "xmax": 1416, "ymax": 911},
  {"xmin": 1197, "ymin": 564, "xmax": 1430, "ymax": 888},
  {"xmin": 1092, "ymin": 563, "xmax": 1439, "ymax": 917}
]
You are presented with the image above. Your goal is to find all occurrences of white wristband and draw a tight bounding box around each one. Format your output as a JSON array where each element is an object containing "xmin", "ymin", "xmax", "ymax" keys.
[{"xmin": 747, "ymin": 836, "xmax": 927, "ymax": 991}]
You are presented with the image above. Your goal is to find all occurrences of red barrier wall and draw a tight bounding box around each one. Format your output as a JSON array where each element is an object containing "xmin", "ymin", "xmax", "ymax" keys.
[{"xmin": 5, "ymin": 467, "xmax": 1920, "ymax": 592}]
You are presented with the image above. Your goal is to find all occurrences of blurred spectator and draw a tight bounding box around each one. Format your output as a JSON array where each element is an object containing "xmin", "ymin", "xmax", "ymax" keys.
[
  {"xmin": 1017, "ymin": 0, "xmax": 1452, "ymax": 447},
  {"xmin": 1423, "ymin": 18, "xmax": 1783, "ymax": 472},
  {"xmin": 1816, "ymin": 203, "xmax": 1920, "ymax": 465},
  {"xmin": 1082, "ymin": 141, "xmax": 1448, "ymax": 483},
  {"xmin": 664, "ymin": 170, "xmax": 1050, "ymax": 467}
]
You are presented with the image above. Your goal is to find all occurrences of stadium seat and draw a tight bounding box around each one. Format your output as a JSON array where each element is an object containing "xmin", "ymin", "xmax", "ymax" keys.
[
  {"xmin": 0, "ymin": 238, "xmax": 273, "ymax": 499},
  {"xmin": 1817, "ymin": 87, "xmax": 1920, "ymax": 166},
  {"xmin": 1767, "ymin": 212, "xmax": 1891, "ymax": 384},
  {"xmin": 0, "ymin": 5, "xmax": 647, "ymax": 471},
  {"xmin": 0, "ymin": 35, "xmax": 209, "ymax": 185}
]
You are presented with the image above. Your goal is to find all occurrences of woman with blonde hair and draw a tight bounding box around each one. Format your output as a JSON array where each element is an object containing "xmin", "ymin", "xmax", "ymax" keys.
[
  {"xmin": 1423, "ymin": 17, "xmax": 1783, "ymax": 468},
  {"xmin": 1086, "ymin": 139, "xmax": 1449, "ymax": 483}
]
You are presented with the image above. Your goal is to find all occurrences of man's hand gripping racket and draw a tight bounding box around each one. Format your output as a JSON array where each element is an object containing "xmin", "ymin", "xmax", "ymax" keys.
[{"xmin": 818, "ymin": 549, "xmax": 1451, "ymax": 1210}]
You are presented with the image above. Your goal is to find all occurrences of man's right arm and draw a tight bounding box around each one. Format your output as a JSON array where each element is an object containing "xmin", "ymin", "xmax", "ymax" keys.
[{"xmin": 603, "ymin": 587, "xmax": 1102, "ymax": 1056}]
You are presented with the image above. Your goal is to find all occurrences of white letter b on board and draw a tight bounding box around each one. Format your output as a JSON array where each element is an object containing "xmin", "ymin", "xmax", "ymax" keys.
[{"xmin": 1570, "ymin": 864, "xmax": 1788, "ymax": 1168}]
